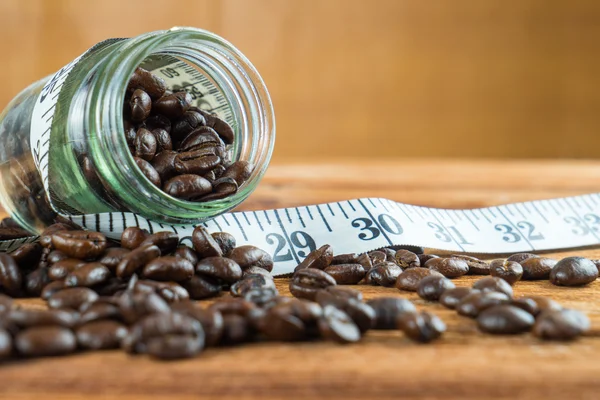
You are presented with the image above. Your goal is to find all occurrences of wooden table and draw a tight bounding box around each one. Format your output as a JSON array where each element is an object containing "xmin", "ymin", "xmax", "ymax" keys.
[{"xmin": 2, "ymin": 159, "xmax": 600, "ymax": 399}]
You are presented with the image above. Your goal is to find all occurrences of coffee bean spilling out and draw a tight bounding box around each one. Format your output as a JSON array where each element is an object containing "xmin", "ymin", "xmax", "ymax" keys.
[{"xmin": 122, "ymin": 67, "xmax": 253, "ymax": 201}]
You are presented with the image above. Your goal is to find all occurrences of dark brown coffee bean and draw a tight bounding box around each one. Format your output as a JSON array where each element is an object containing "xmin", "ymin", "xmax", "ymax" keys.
[
  {"xmin": 289, "ymin": 268, "xmax": 337, "ymax": 301},
  {"xmin": 195, "ymin": 256, "xmax": 243, "ymax": 284},
  {"xmin": 40, "ymin": 223, "xmax": 73, "ymax": 248},
  {"xmin": 533, "ymin": 309, "xmax": 590, "ymax": 340},
  {"xmin": 357, "ymin": 253, "xmax": 373, "ymax": 273},
  {"xmin": 209, "ymin": 115, "xmax": 235, "ymax": 145},
  {"xmin": 130, "ymin": 89, "xmax": 152, "ymax": 122},
  {"xmin": 15, "ymin": 326, "xmax": 76, "ymax": 357},
  {"xmin": 366, "ymin": 297, "xmax": 416, "ymax": 330},
  {"xmin": 221, "ymin": 161, "xmax": 253, "ymax": 186},
  {"xmin": 49, "ymin": 258, "xmax": 86, "ymax": 281},
  {"xmin": 472, "ymin": 276, "xmax": 513, "ymax": 298},
  {"xmin": 174, "ymin": 152, "xmax": 221, "ymax": 176},
  {"xmin": 51, "ymin": 230, "xmax": 107, "ymax": 260},
  {"xmin": 142, "ymin": 256, "xmax": 194, "ymax": 282},
  {"xmin": 0, "ymin": 329, "xmax": 11, "ymax": 359},
  {"xmin": 0, "ymin": 227, "xmax": 33, "ymax": 240},
  {"xmin": 118, "ymin": 291, "xmax": 170, "ymax": 325},
  {"xmin": 192, "ymin": 226, "xmax": 223, "ymax": 258},
  {"xmin": 197, "ymin": 177, "xmax": 238, "ymax": 201},
  {"xmin": 324, "ymin": 264, "xmax": 366, "ymax": 285},
  {"xmin": 368, "ymin": 251, "xmax": 387, "ymax": 265},
  {"xmin": 450, "ymin": 255, "xmax": 490, "ymax": 275},
  {"xmin": 47, "ymin": 250, "xmax": 69, "ymax": 265},
  {"xmin": 164, "ymin": 174, "xmax": 213, "ymax": 199},
  {"xmin": 0, "ymin": 253, "xmax": 22, "ymax": 296},
  {"xmin": 10, "ymin": 242, "xmax": 43, "ymax": 268},
  {"xmin": 179, "ymin": 126, "xmax": 224, "ymax": 152},
  {"xmin": 507, "ymin": 253, "xmax": 539, "ymax": 264},
  {"xmin": 139, "ymin": 231, "xmax": 179, "ymax": 255},
  {"xmin": 220, "ymin": 314, "xmax": 252, "ymax": 345},
  {"xmin": 320, "ymin": 286, "xmax": 363, "ymax": 302},
  {"xmin": 150, "ymin": 128, "xmax": 172, "ymax": 153},
  {"xmin": 48, "ymin": 287, "xmax": 99, "ymax": 311},
  {"xmin": 182, "ymin": 275, "xmax": 221, "ymax": 300},
  {"xmin": 398, "ymin": 311, "xmax": 445, "ymax": 343},
  {"xmin": 295, "ymin": 245, "xmax": 333, "ymax": 271},
  {"xmin": 490, "ymin": 259, "xmax": 523, "ymax": 285},
  {"xmin": 121, "ymin": 227, "xmax": 150, "ymax": 250},
  {"xmin": 520, "ymin": 257, "xmax": 556, "ymax": 280},
  {"xmin": 418, "ymin": 254, "xmax": 439, "ymax": 265},
  {"xmin": 456, "ymin": 291, "xmax": 511, "ymax": 318},
  {"xmin": 364, "ymin": 262, "xmax": 402, "ymax": 286},
  {"xmin": 98, "ymin": 247, "xmax": 131, "ymax": 271},
  {"xmin": 143, "ymin": 114, "xmax": 172, "ymax": 134},
  {"xmin": 116, "ymin": 244, "xmax": 161, "ymax": 279},
  {"xmin": 439, "ymin": 287, "xmax": 478, "ymax": 309},
  {"xmin": 514, "ymin": 296, "xmax": 562, "ymax": 316},
  {"xmin": 395, "ymin": 267, "xmax": 443, "ymax": 292},
  {"xmin": 76, "ymin": 320, "xmax": 128, "ymax": 350},
  {"xmin": 172, "ymin": 110, "xmax": 206, "ymax": 141},
  {"xmin": 417, "ymin": 275, "xmax": 456, "ymax": 301},
  {"xmin": 64, "ymin": 262, "xmax": 111, "ymax": 287},
  {"xmin": 315, "ymin": 290, "xmax": 374, "ymax": 333},
  {"xmin": 80, "ymin": 302, "xmax": 122, "ymax": 324},
  {"xmin": 170, "ymin": 301, "xmax": 223, "ymax": 347},
  {"xmin": 228, "ymin": 245, "xmax": 273, "ymax": 272},
  {"xmin": 41, "ymin": 280, "xmax": 66, "ymax": 300},
  {"xmin": 24, "ymin": 267, "xmax": 51, "ymax": 297},
  {"xmin": 211, "ymin": 232, "xmax": 236, "ymax": 256},
  {"xmin": 150, "ymin": 150, "xmax": 178, "ymax": 183},
  {"xmin": 124, "ymin": 120, "xmax": 137, "ymax": 147},
  {"xmin": 230, "ymin": 274, "xmax": 276, "ymax": 297},
  {"xmin": 153, "ymin": 91, "xmax": 192, "ymax": 119},
  {"xmin": 477, "ymin": 305, "xmax": 535, "ymax": 334},
  {"xmin": 134, "ymin": 157, "xmax": 161, "ymax": 187},
  {"xmin": 425, "ymin": 257, "xmax": 469, "ymax": 278},
  {"xmin": 127, "ymin": 67, "xmax": 167, "ymax": 100},
  {"xmin": 395, "ymin": 250, "xmax": 420, "ymax": 269},
  {"xmin": 0, "ymin": 293, "xmax": 13, "ymax": 313},
  {"xmin": 8, "ymin": 308, "xmax": 78, "ymax": 328},
  {"xmin": 134, "ymin": 128, "xmax": 157, "ymax": 161},
  {"xmin": 146, "ymin": 334, "xmax": 203, "ymax": 359},
  {"xmin": 318, "ymin": 305, "xmax": 361, "ymax": 343},
  {"xmin": 258, "ymin": 305, "xmax": 306, "ymax": 341},
  {"xmin": 550, "ymin": 257, "xmax": 598, "ymax": 287},
  {"xmin": 331, "ymin": 253, "xmax": 359, "ymax": 265},
  {"xmin": 173, "ymin": 246, "xmax": 199, "ymax": 265}
]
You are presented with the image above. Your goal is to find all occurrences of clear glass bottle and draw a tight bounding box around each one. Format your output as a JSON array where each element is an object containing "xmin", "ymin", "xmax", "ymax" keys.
[{"xmin": 0, "ymin": 27, "xmax": 275, "ymax": 234}]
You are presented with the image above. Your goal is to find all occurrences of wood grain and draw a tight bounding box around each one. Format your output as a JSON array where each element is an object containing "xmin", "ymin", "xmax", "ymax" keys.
[
  {"xmin": 1, "ymin": 0, "xmax": 600, "ymax": 160},
  {"xmin": 2, "ymin": 160, "xmax": 600, "ymax": 399}
]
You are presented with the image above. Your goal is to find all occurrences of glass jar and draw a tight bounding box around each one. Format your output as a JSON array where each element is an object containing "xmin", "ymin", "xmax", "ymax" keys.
[{"xmin": 0, "ymin": 27, "xmax": 275, "ymax": 234}]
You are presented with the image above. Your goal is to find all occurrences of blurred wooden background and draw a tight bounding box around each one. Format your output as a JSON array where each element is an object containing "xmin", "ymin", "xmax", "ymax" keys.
[{"xmin": 1, "ymin": 0, "xmax": 599, "ymax": 160}]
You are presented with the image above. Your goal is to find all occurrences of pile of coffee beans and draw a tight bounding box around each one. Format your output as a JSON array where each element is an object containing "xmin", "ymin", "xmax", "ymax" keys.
[{"xmin": 122, "ymin": 67, "xmax": 253, "ymax": 201}]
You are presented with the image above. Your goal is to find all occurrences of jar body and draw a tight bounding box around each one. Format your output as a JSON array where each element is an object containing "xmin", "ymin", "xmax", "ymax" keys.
[{"xmin": 0, "ymin": 28, "xmax": 275, "ymax": 234}]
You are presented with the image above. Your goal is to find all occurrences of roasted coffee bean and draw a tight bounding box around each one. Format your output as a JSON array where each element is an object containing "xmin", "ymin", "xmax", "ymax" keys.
[
  {"xmin": 130, "ymin": 89, "xmax": 152, "ymax": 122},
  {"xmin": 228, "ymin": 245, "xmax": 273, "ymax": 272},
  {"xmin": 80, "ymin": 302, "xmax": 122, "ymax": 324},
  {"xmin": 164, "ymin": 173, "xmax": 214, "ymax": 200},
  {"xmin": 211, "ymin": 232, "xmax": 236, "ymax": 256},
  {"xmin": 151, "ymin": 282, "xmax": 190, "ymax": 303},
  {"xmin": 318, "ymin": 305, "xmax": 361, "ymax": 343},
  {"xmin": 139, "ymin": 232, "xmax": 179, "ymax": 255},
  {"xmin": 521, "ymin": 257, "xmax": 557, "ymax": 280},
  {"xmin": 417, "ymin": 275, "xmax": 456, "ymax": 301},
  {"xmin": 51, "ymin": 230, "xmax": 107, "ymax": 259},
  {"xmin": 220, "ymin": 314, "xmax": 252, "ymax": 345},
  {"xmin": 182, "ymin": 275, "xmax": 221, "ymax": 300},
  {"xmin": 174, "ymin": 151, "xmax": 221, "ymax": 175},
  {"xmin": 365, "ymin": 262, "xmax": 402, "ymax": 287},
  {"xmin": 0, "ymin": 294, "xmax": 13, "ymax": 313},
  {"xmin": 134, "ymin": 157, "xmax": 161, "ymax": 187},
  {"xmin": 356, "ymin": 253, "xmax": 373, "ymax": 273},
  {"xmin": 49, "ymin": 258, "xmax": 86, "ymax": 281},
  {"xmin": 512, "ymin": 296, "xmax": 561, "ymax": 317},
  {"xmin": 127, "ymin": 67, "xmax": 167, "ymax": 100},
  {"xmin": 381, "ymin": 248, "xmax": 397, "ymax": 262},
  {"xmin": 146, "ymin": 334, "xmax": 203, "ymax": 359},
  {"xmin": 8, "ymin": 308, "xmax": 78, "ymax": 328},
  {"xmin": 315, "ymin": 290, "xmax": 374, "ymax": 333},
  {"xmin": 456, "ymin": 291, "xmax": 511, "ymax": 318},
  {"xmin": 395, "ymin": 250, "xmax": 420, "ymax": 269},
  {"xmin": 230, "ymin": 273, "xmax": 275, "ymax": 297},
  {"xmin": 320, "ymin": 286, "xmax": 363, "ymax": 302},
  {"xmin": 398, "ymin": 311, "xmax": 445, "ymax": 343},
  {"xmin": 477, "ymin": 305, "xmax": 535, "ymax": 334},
  {"xmin": 47, "ymin": 250, "xmax": 69, "ymax": 265},
  {"xmin": 533, "ymin": 309, "xmax": 590, "ymax": 340},
  {"xmin": 324, "ymin": 263, "xmax": 366, "ymax": 285},
  {"xmin": 40, "ymin": 223, "xmax": 73, "ymax": 248},
  {"xmin": 368, "ymin": 251, "xmax": 387, "ymax": 265},
  {"xmin": 289, "ymin": 268, "xmax": 337, "ymax": 301},
  {"xmin": 24, "ymin": 267, "xmax": 51, "ymax": 297},
  {"xmin": 451, "ymin": 255, "xmax": 490, "ymax": 275},
  {"xmin": 98, "ymin": 247, "xmax": 131, "ymax": 271},
  {"xmin": 490, "ymin": 259, "xmax": 523, "ymax": 285},
  {"xmin": 221, "ymin": 161, "xmax": 253, "ymax": 186},
  {"xmin": 124, "ymin": 120, "xmax": 137, "ymax": 147},
  {"xmin": 65, "ymin": 262, "xmax": 111, "ymax": 287},
  {"xmin": 418, "ymin": 254, "xmax": 439, "ymax": 265},
  {"xmin": 172, "ymin": 110, "xmax": 206, "ymax": 141},
  {"xmin": 0, "ymin": 227, "xmax": 32, "ymax": 240},
  {"xmin": 331, "ymin": 253, "xmax": 359, "ymax": 265},
  {"xmin": 174, "ymin": 246, "xmax": 199, "ymax": 265},
  {"xmin": 209, "ymin": 298, "xmax": 257, "ymax": 318},
  {"xmin": 151, "ymin": 150, "xmax": 178, "ymax": 183},
  {"xmin": 366, "ymin": 297, "xmax": 417, "ymax": 330},
  {"xmin": 116, "ymin": 244, "xmax": 161, "ymax": 279},
  {"xmin": 153, "ymin": 91, "xmax": 193, "ymax": 119},
  {"xmin": 196, "ymin": 257, "xmax": 242, "ymax": 283},
  {"xmin": 134, "ymin": 128, "xmax": 158, "ymax": 161},
  {"xmin": 151, "ymin": 128, "xmax": 173, "ymax": 152},
  {"xmin": 118, "ymin": 291, "xmax": 171, "ymax": 325},
  {"xmin": 142, "ymin": 256, "xmax": 194, "ymax": 282},
  {"xmin": 96, "ymin": 278, "xmax": 128, "ymax": 297},
  {"xmin": 192, "ymin": 226, "xmax": 223, "ymax": 258},
  {"xmin": 209, "ymin": 115, "xmax": 235, "ymax": 145},
  {"xmin": 472, "ymin": 276, "xmax": 513, "ymax": 298},
  {"xmin": 0, "ymin": 253, "xmax": 22, "ymax": 296},
  {"xmin": 395, "ymin": 267, "xmax": 443, "ymax": 292},
  {"xmin": 178, "ymin": 126, "xmax": 223, "ymax": 152},
  {"xmin": 0, "ymin": 329, "xmax": 11, "ymax": 359},
  {"xmin": 170, "ymin": 301, "xmax": 224, "ymax": 347},
  {"xmin": 10, "ymin": 242, "xmax": 43, "ymax": 268},
  {"xmin": 242, "ymin": 266, "xmax": 273, "ymax": 281},
  {"xmin": 15, "ymin": 326, "xmax": 77, "ymax": 357},
  {"xmin": 121, "ymin": 227, "xmax": 150, "ymax": 250},
  {"xmin": 197, "ymin": 177, "xmax": 238, "ymax": 201},
  {"xmin": 425, "ymin": 257, "xmax": 469, "ymax": 278},
  {"xmin": 550, "ymin": 257, "xmax": 598, "ymax": 287},
  {"xmin": 76, "ymin": 320, "xmax": 128, "ymax": 350},
  {"xmin": 507, "ymin": 253, "xmax": 539, "ymax": 264},
  {"xmin": 48, "ymin": 287, "xmax": 99, "ymax": 311},
  {"xmin": 295, "ymin": 245, "xmax": 333, "ymax": 271},
  {"xmin": 258, "ymin": 305, "xmax": 306, "ymax": 341},
  {"xmin": 41, "ymin": 280, "xmax": 66, "ymax": 300},
  {"xmin": 143, "ymin": 114, "xmax": 172, "ymax": 133}
]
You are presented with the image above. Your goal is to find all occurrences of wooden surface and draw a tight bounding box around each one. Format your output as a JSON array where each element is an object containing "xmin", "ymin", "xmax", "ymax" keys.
[
  {"xmin": 1, "ymin": 159, "xmax": 600, "ymax": 399},
  {"xmin": 2, "ymin": 0, "xmax": 600, "ymax": 160}
]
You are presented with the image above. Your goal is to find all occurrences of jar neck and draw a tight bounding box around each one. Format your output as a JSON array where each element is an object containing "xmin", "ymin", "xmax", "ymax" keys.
[{"xmin": 82, "ymin": 28, "xmax": 275, "ymax": 224}]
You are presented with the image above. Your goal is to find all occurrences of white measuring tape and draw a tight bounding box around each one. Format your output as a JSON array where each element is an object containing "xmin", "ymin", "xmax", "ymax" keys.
[{"xmin": 11, "ymin": 37, "xmax": 600, "ymax": 276}]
